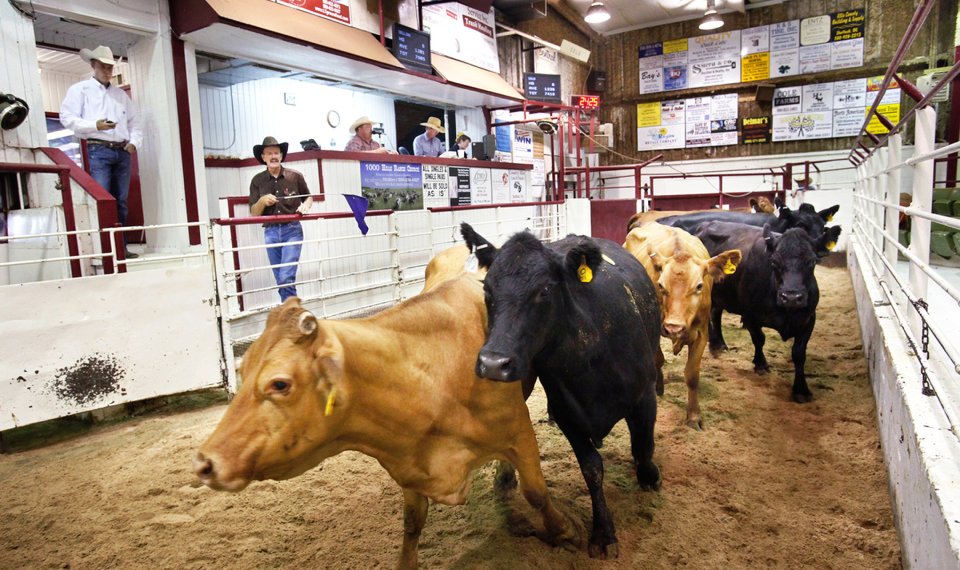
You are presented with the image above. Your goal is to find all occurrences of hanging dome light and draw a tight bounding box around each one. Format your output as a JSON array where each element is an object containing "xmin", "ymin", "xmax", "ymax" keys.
[
  {"xmin": 584, "ymin": 2, "xmax": 611, "ymax": 24},
  {"xmin": 698, "ymin": 0, "xmax": 724, "ymax": 31}
]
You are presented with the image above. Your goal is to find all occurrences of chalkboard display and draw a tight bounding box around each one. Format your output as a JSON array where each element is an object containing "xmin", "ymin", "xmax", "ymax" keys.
[
  {"xmin": 393, "ymin": 23, "xmax": 432, "ymax": 75},
  {"xmin": 523, "ymin": 73, "xmax": 562, "ymax": 103}
]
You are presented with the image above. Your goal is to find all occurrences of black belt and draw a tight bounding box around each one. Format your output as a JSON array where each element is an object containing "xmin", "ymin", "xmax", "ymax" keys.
[{"xmin": 88, "ymin": 139, "xmax": 128, "ymax": 150}]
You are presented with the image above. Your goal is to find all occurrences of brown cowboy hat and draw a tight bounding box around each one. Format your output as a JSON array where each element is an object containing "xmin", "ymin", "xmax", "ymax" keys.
[
  {"xmin": 253, "ymin": 136, "xmax": 289, "ymax": 164},
  {"xmin": 419, "ymin": 116, "xmax": 446, "ymax": 134}
]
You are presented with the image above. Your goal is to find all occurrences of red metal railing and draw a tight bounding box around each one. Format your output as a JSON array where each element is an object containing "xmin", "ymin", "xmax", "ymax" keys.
[{"xmin": 564, "ymin": 154, "xmax": 663, "ymax": 200}]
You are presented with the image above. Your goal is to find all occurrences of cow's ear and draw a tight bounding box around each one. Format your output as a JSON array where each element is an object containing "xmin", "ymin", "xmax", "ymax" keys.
[
  {"xmin": 774, "ymin": 196, "xmax": 785, "ymax": 209},
  {"xmin": 749, "ymin": 198, "xmax": 760, "ymax": 212},
  {"xmin": 763, "ymin": 224, "xmax": 779, "ymax": 252},
  {"xmin": 707, "ymin": 249, "xmax": 742, "ymax": 281},
  {"xmin": 313, "ymin": 333, "xmax": 345, "ymax": 415},
  {"xmin": 295, "ymin": 310, "xmax": 318, "ymax": 344},
  {"xmin": 778, "ymin": 206, "xmax": 795, "ymax": 223},
  {"xmin": 460, "ymin": 222, "xmax": 499, "ymax": 269},
  {"xmin": 815, "ymin": 225, "xmax": 843, "ymax": 257},
  {"xmin": 819, "ymin": 204, "xmax": 840, "ymax": 222},
  {"xmin": 564, "ymin": 240, "xmax": 603, "ymax": 283}
]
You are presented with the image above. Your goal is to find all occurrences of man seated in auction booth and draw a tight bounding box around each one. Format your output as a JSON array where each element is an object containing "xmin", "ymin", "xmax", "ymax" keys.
[
  {"xmin": 344, "ymin": 116, "xmax": 396, "ymax": 154},
  {"xmin": 249, "ymin": 136, "xmax": 313, "ymax": 302},
  {"xmin": 413, "ymin": 116, "xmax": 445, "ymax": 157}
]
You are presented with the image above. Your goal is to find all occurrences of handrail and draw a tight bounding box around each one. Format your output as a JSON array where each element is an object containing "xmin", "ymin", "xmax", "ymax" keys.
[
  {"xmin": 428, "ymin": 200, "xmax": 563, "ymax": 213},
  {"xmin": 212, "ymin": 209, "xmax": 393, "ymax": 227},
  {"xmin": 849, "ymin": 0, "xmax": 936, "ymax": 164}
]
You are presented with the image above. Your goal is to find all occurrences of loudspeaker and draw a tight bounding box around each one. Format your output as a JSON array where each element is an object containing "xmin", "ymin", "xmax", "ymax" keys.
[
  {"xmin": 482, "ymin": 134, "xmax": 497, "ymax": 160},
  {"xmin": 755, "ymin": 83, "xmax": 775, "ymax": 104},
  {"xmin": 587, "ymin": 70, "xmax": 607, "ymax": 94}
]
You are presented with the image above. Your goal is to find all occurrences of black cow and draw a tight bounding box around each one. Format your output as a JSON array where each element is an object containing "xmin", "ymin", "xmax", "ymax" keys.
[
  {"xmin": 657, "ymin": 202, "xmax": 840, "ymax": 241},
  {"xmin": 693, "ymin": 221, "xmax": 842, "ymax": 403},
  {"xmin": 462, "ymin": 223, "xmax": 661, "ymax": 559}
]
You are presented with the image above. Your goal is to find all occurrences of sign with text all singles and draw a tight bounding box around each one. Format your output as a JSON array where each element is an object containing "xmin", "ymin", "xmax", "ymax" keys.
[
  {"xmin": 392, "ymin": 23, "xmax": 432, "ymax": 74},
  {"xmin": 524, "ymin": 73, "xmax": 562, "ymax": 103}
]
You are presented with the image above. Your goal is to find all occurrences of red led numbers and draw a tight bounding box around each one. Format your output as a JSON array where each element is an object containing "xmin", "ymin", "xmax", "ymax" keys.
[{"xmin": 573, "ymin": 95, "xmax": 601, "ymax": 110}]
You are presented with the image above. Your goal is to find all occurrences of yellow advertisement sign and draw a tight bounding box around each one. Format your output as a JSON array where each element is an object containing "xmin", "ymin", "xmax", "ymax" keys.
[
  {"xmin": 663, "ymin": 38, "xmax": 688, "ymax": 54},
  {"xmin": 741, "ymin": 52, "xmax": 770, "ymax": 83},
  {"xmin": 637, "ymin": 102, "xmax": 662, "ymax": 128},
  {"xmin": 866, "ymin": 104, "xmax": 901, "ymax": 134}
]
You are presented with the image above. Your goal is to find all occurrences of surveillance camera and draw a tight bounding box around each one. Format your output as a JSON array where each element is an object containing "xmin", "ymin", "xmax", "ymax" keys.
[
  {"xmin": 536, "ymin": 120, "xmax": 558, "ymax": 135},
  {"xmin": 0, "ymin": 93, "xmax": 30, "ymax": 131}
]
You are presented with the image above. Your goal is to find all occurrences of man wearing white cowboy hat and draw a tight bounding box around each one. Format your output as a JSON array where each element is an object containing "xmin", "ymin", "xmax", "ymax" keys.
[
  {"xmin": 344, "ymin": 116, "xmax": 396, "ymax": 154},
  {"xmin": 413, "ymin": 116, "xmax": 446, "ymax": 157},
  {"xmin": 249, "ymin": 136, "xmax": 314, "ymax": 302},
  {"xmin": 60, "ymin": 45, "xmax": 143, "ymax": 258}
]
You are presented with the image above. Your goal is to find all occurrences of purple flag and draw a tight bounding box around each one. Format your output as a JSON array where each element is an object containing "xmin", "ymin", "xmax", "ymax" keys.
[{"xmin": 343, "ymin": 194, "xmax": 369, "ymax": 235}]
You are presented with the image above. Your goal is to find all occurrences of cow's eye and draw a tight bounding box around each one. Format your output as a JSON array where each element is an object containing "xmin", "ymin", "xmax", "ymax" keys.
[
  {"xmin": 267, "ymin": 379, "xmax": 291, "ymax": 394},
  {"xmin": 658, "ymin": 282, "xmax": 668, "ymax": 295},
  {"xmin": 695, "ymin": 282, "xmax": 704, "ymax": 293},
  {"xmin": 653, "ymin": 264, "xmax": 663, "ymax": 274}
]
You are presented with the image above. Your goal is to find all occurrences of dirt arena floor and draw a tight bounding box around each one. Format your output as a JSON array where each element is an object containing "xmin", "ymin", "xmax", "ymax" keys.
[{"xmin": 0, "ymin": 264, "xmax": 901, "ymax": 569}]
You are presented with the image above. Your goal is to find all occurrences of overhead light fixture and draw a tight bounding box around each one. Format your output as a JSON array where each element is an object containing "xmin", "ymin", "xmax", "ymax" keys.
[
  {"xmin": 584, "ymin": 2, "xmax": 611, "ymax": 24},
  {"xmin": 699, "ymin": 0, "xmax": 724, "ymax": 31}
]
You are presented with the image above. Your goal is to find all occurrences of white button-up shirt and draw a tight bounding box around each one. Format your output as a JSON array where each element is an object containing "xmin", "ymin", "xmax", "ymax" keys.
[{"xmin": 60, "ymin": 77, "xmax": 142, "ymax": 148}]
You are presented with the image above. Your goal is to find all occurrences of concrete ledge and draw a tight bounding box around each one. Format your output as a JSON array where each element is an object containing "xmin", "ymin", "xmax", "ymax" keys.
[{"xmin": 848, "ymin": 241, "xmax": 960, "ymax": 569}]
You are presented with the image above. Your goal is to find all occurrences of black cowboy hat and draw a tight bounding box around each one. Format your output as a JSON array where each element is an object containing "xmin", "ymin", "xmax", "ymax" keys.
[{"xmin": 253, "ymin": 136, "xmax": 289, "ymax": 164}]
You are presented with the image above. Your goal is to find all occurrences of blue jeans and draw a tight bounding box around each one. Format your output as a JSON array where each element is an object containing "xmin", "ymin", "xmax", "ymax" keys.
[
  {"xmin": 87, "ymin": 144, "xmax": 132, "ymax": 225},
  {"xmin": 264, "ymin": 222, "xmax": 303, "ymax": 302}
]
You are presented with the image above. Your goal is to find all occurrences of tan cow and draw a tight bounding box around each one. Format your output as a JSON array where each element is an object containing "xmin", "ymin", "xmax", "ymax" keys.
[
  {"xmin": 421, "ymin": 244, "xmax": 487, "ymax": 293},
  {"xmin": 194, "ymin": 277, "xmax": 580, "ymax": 569},
  {"xmin": 624, "ymin": 222, "xmax": 741, "ymax": 429}
]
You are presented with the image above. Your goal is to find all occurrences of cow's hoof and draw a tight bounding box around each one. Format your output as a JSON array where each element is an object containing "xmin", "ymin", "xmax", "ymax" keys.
[
  {"xmin": 541, "ymin": 511, "xmax": 583, "ymax": 552},
  {"xmin": 792, "ymin": 391, "xmax": 814, "ymax": 404},
  {"xmin": 754, "ymin": 364, "xmax": 770, "ymax": 375},
  {"xmin": 685, "ymin": 416, "xmax": 703, "ymax": 431},
  {"xmin": 588, "ymin": 540, "xmax": 619, "ymax": 559},
  {"xmin": 709, "ymin": 344, "xmax": 728, "ymax": 356},
  {"xmin": 636, "ymin": 462, "xmax": 661, "ymax": 491}
]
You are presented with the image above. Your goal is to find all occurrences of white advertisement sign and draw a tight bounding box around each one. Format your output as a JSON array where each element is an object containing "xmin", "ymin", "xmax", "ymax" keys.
[
  {"xmin": 421, "ymin": 164, "xmax": 449, "ymax": 200},
  {"xmin": 833, "ymin": 107, "xmax": 866, "ymax": 137},
  {"xmin": 770, "ymin": 20, "xmax": 800, "ymax": 51},
  {"xmin": 470, "ymin": 168, "xmax": 492, "ymax": 204},
  {"xmin": 492, "ymin": 169, "xmax": 511, "ymax": 203},
  {"xmin": 510, "ymin": 170, "xmax": 528, "ymax": 203},
  {"xmin": 741, "ymin": 25, "xmax": 769, "ymax": 55},
  {"xmin": 422, "ymin": 3, "xmax": 499, "ymax": 72},
  {"xmin": 801, "ymin": 83, "xmax": 834, "ymax": 113},
  {"xmin": 799, "ymin": 44, "xmax": 832, "ymax": 73},
  {"xmin": 688, "ymin": 31, "xmax": 741, "ymax": 88},
  {"xmin": 770, "ymin": 48, "xmax": 799, "ymax": 78},
  {"xmin": 832, "ymin": 38, "xmax": 864, "ymax": 69}
]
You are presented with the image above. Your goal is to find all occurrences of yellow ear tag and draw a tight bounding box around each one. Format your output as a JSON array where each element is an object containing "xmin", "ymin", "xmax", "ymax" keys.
[
  {"xmin": 826, "ymin": 241, "xmax": 836, "ymax": 251},
  {"xmin": 324, "ymin": 387, "xmax": 337, "ymax": 416},
  {"xmin": 826, "ymin": 215, "xmax": 834, "ymax": 222},
  {"xmin": 723, "ymin": 259, "xmax": 737, "ymax": 275},
  {"xmin": 578, "ymin": 260, "xmax": 593, "ymax": 283}
]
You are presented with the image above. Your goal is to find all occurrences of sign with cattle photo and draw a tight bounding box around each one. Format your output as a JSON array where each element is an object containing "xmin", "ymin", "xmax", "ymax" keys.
[{"xmin": 359, "ymin": 161, "xmax": 424, "ymax": 211}]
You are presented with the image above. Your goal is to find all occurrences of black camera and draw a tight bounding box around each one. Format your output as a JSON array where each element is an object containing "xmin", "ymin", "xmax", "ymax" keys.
[{"xmin": 372, "ymin": 126, "xmax": 385, "ymax": 135}]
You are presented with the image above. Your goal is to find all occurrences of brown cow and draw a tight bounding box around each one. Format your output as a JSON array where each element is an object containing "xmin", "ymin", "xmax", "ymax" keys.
[
  {"xmin": 624, "ymin": 222, "xmax": 741, "ymax": 429},
  {"xmin": 749, "ymin": 196, "xmax": 776, "ymax": 214},
  {"xmin": 194, "ymin": 278, "xmax": 580, "ymax": 568},
  {"xmin": 421, "ymin": 244, "xmax": 487, "ymax": 293}
]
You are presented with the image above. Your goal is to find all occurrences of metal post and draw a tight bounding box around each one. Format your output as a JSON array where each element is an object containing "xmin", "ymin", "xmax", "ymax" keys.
[
  {"xmin": 210, "ymin": 223, "xmax": 239, "ymax": 393},
  {"xmin": 884, "ymin": 134, "xmax": 903, "ymax": 277},
  {"xmin": 909, "ymin": 107, "xmax": 936, "ymax": 339}
]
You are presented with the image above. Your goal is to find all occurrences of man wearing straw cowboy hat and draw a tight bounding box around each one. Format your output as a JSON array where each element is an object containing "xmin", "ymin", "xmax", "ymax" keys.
[
  {"xmin": 344, "ymin": 115, "xmax": 396, "ymax": 154},
  {"xmin": 249, "ymin": 136, "xmax": 314, "ymax": 302},
  {"xmin": 413, "ymin": 116, "xmax": 446, "ymax": 157},
  {"xmin": 60, "ymin": 45, "xmax": 143, "ymax": 258}
]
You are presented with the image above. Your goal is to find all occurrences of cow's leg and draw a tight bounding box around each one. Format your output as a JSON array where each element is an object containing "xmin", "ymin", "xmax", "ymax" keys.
[
  {"xmin": 561, "ymin": 429, "xmax": 618, "ymax": 559},
  {"xmin": 626, "ymin": 392, "xmax": 661, "ymax": 490},
  {"xmin": 495, "ymin": 374, "xmax": 540, "ymax": 493},
  {"xmin": 790, "ymin": 317, "xmax": 816, "ymax": 403},
  {"xmin": 745, "ymin": 320, "xmax": 769, "ymax": 374},
  {"xmin": 505, "ymin": 430, "xmax": 582, "ymax": 552},
  {"xmin": 398, "ymin": 488, "xmax": 428, "ymax": 570},
  {"xmin": 683, "ymin": 332, "xmax": 708, "ymax": 430},
  {"xmin": 708, "ymin": 305, "xmax": 727, "ymax": 354},
  {"xmin": 654, "ymin": 344, "xmax": 665, "ymax": 396}
]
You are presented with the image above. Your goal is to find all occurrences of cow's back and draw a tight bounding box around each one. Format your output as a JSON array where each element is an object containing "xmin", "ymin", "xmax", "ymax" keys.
[
  {"xmin": 422, "ymin": 245, "xmax": 487, "ymax": 293},
  {"xmin": 659, "ymin": 211, "xmax": 777, "ymax": 235}
]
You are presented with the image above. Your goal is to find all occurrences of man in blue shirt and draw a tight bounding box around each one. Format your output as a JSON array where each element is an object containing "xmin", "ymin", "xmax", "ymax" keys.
[{"xmin": 413, "ymin": 116, "xmax": 445, "ymax": 157}]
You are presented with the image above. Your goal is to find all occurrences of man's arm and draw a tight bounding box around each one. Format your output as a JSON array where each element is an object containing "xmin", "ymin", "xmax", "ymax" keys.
[
  {"xmin": 59, "ymin": 84, "xmax": 99, "ymax": 138},
  {"xmin": 124, "ymin": 91, "xmax": 142, "ymax": 153},
  {"xmin": 413, "ymin": 134, "xmax": 424, "ymax": 156},
  {"xmin": 249, "ymin": 177, "xmax": 276, "ymax": 216},
  {"xmin": 295, "ymin": 173, "xmax": 313, "ymax": 214}
]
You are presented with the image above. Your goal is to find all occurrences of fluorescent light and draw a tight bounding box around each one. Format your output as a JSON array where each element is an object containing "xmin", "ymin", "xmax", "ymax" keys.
[
  {"xmin": 699, "ymin": 13, "xmax": 724, "ymax": 30},
  {"xmin": 585, "ymin": 2, "xmax": 611, "ymax": 24}
]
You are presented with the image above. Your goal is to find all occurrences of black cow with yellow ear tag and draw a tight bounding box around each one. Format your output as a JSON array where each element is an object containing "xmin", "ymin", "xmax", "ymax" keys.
[{"xmin": 462, "ymin": 222, "xmax": 662, "ymax": 560}]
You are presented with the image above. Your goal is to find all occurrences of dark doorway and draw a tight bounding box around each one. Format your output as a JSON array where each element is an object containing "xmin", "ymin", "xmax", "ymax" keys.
[{"xmin": 394, "ymin": 101, "xmax": 455, "ymax": 156}]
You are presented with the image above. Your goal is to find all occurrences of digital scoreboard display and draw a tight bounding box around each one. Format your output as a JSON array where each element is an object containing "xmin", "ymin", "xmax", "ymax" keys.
[
  {"xmin": 572, "ymin": 94, "xmax": 601, "ymax": 110},
  {"xmin": 523, "ymin": 73, "xmax": 562, "ymax": 103},
  {"xmin": 392, "ymin": 23, "xmax": 432, "ymax": 75}
]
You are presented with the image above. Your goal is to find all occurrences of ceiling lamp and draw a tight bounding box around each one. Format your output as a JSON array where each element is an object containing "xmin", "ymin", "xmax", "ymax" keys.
[
  {"xmin": 584, "ymin": 2, "xmax": 611, "ymax": 24},
  {"xmin": 698, "ymin": 0, "xmax": 724, "ymax": 31}
]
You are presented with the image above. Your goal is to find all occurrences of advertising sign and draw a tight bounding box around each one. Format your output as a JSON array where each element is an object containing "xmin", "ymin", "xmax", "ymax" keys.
[
  {"xmin": 275, "ymin": 0, "xmax": 350, "ymax": 25},
  {"xmin": 360, "ymin": 162, "xmax": 423, "ymax": 211}
]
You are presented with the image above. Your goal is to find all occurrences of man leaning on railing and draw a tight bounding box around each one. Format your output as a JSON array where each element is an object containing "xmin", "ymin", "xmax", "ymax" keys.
[{"xmin": 249, "ymin": 136, "xmax": 313, "ymax": 302}]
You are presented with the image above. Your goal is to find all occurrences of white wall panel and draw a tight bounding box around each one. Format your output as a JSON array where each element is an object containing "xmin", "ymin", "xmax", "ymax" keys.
[
  {"xmin": 39, "ymin": 70, "xmax": 86, "ymax": 114},
  {"xmin": 0, "ymin": 1, "xmax": 48, "ymax": 159},
  {"xmin": 0, "ymin": 264, "xmax": 222, "ymax": 430}
]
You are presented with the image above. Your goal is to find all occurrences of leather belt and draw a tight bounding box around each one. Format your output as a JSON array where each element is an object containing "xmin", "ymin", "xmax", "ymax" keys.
[{"xmin": 88, "ymin": 139, "xmax": 128, "ymax": 150}]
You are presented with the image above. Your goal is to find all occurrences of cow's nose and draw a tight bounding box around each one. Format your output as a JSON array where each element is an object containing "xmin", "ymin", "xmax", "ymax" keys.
[
  {"xmin": 476, "ymin": 352, "xmax": 514, "ymax": 382},
  {"xmin": 194, "ymin": 452, "xmax": 215, "ymax": 482},
  {"xmin": 778, "ymin": 291, "xmax": 806, "ymax": 306},
  {"xmin": 663, "ymin": 323, "xmax": 685, "ymax": 337}
]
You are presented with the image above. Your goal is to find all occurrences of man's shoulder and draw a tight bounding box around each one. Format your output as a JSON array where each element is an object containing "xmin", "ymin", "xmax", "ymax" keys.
[
  {"xmin": 250, "ymin": 169, "xmax": 271, "ymax": 183},
  {"xmin": 282, "ymin": 167, "xmax": 305, "ymax": 179}
]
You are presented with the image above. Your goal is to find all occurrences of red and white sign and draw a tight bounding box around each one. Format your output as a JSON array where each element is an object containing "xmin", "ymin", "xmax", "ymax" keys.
[{"xmin": 275, "ymin": 0, "xmax": 351, "ymax": 26}]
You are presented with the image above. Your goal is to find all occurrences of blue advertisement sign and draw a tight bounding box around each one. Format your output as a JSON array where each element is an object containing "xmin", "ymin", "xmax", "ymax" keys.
[
  {"xmin": 638, "ymin": 42, "xmax": 663, "ymax": 58},
  {"xmin": 495, "ymin": 123, "xmax": 512, "ymax": 152},
  {"xmin": 664, "ymin": 66, "xmax": 688, "ymax": 90},
  {"xmin": 360, "ymin": 162, "xmax": 423, "ymax": 211}
]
